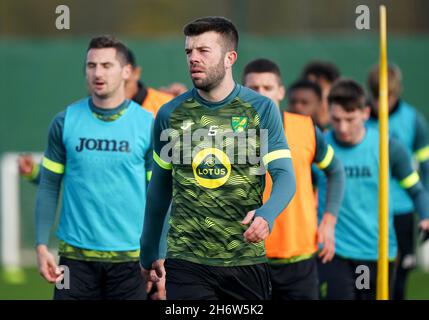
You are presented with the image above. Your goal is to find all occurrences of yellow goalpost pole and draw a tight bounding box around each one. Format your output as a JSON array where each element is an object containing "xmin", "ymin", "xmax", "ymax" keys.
[{"xmin": 377, "ymin": 5, "xmax": 389, "ymax": 301}]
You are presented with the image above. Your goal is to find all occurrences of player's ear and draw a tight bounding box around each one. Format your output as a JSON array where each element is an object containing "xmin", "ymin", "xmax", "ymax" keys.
[
  {"xmin": 134, "ymin": 66, "xmax": 142, "ymax": 80},
  {"xmin": 122, "ymin": 64, "xmax": 132, "ymax": 81},
  {"xmin": 363, "ymin": 106, "xmax": 371, "ymax": 120},
  {"xmin": 279, "ymin": 85, "xmax": 286, "ymax": 102},
  {"xmin": 224, "ymin": 50, "xmax": 237, "ymax": 70}
]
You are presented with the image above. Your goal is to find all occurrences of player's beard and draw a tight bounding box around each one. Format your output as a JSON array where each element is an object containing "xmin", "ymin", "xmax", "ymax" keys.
[
  {"xmin": 91, "ymin": 82, "xmax": 119, "ymax": 100},
  {"xmin": 93, "ymin": 91, "xmax": 110, "ymax": 99},
  {"xmin": 191, "ymin": 57, "xmax": 226, "ymax": 92}
]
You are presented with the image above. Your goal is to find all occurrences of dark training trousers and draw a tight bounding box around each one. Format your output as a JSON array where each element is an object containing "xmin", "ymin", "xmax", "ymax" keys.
[
  {"xmin": 53, "ymin": 256, "xmax": 147, "ymax": 300},
  {"xmin": 165, "ymin": 258, "xmax": 271, "ymax": 300},
  {"xmin": 318, "ymin": 255, "xmax": 395, "ymax": 300},
  {"xmin": 269, "ymin": 256, "xmax": 319, "ymax": 300},
  {"xmin": 393, "ymin": 212, "xmax": 417, "ymax": 300}
]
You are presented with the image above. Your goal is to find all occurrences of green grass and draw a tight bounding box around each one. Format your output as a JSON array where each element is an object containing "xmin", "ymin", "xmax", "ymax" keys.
[
  {"xmin": 0, "ymin": 267, "xmax": 53, "ymax": 300},
  {"xmin": 407, "ymin": 268, "xmax": 429, "ymax": 300},
  {"xmin": 0, "ymin": 267, "xmax": 428, "ymax": 300}
]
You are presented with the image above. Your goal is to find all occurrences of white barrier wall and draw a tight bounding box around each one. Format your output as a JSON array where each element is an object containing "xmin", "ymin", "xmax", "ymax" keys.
[{"xmin": 1, "ymin": 152, "xmax": 42, "ymax": 273}]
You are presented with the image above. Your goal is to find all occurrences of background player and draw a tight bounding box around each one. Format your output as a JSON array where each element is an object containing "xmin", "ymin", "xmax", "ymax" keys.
[
  {"xmin": 366, "ymin": 64, "xmax": 429, "ymax": 300},
  {"xmin": 243, "ymin": 58, "xmax": 345, "ymax": 300},
  {"xmin": 317, "ymin": 78, "xmax": 429, "ymax": 300},
  {"xmin": 124, "ymin": 48, "xmax": 175, "ymax": 115},
  {"xmin": 287, "ymin": 79, "xmax": 323, "ymax": 122},
  {"xmin": 18, "ymin": 47, "xmax": 170, "ymax": 300},
  {"xmin": 301, "ymin": 61, "xmax": 341, "ymax": 130},
  {"xmin": 35, "ymin": 35, "xmax": 155, "ymax": 300}
]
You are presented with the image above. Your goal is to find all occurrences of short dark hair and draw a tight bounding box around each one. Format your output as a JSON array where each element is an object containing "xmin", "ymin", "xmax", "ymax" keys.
[
  {"xmin": 183, "ymin": 16, "xmax": 239, "ymax": 51},
  {"xmin": 87, "ymin": 35, "xmax": 129, "ymax": 66},
  {"xmin": 288, "ymin": 79, "xmax": 322, "ymax": 100},
  {"xmin": 302, "ymin": 61, "xmax": 340, "ymax": 84},
  {"xmin": 328, "ymin": 78, "xmax": 366, "ymax": 112},
  {"xmin": 126, "ymin": 48, "xmax": 137, "ymax": 68},
  {"xmin": 367, "ymin": 63, "xmax": 402, "ymax": 99},
  {"xmin": 242, "ymin": 58, "xmax": 282, "ymax": 84}
]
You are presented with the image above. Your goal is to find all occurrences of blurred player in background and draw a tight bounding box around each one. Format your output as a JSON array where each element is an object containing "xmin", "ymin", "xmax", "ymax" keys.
[
  {"xmin": 243, "ymin": 58, "xmax": 345, "ymax": 300},
  {"xmin": 19, "ymin": 46, "xmax": 173, "ymax": 300},
  {"xmin": 158, "ymin": 82, "xmax": 188, "ymax": 97},
  {"xmin": 301, "ymin": 61, "xmax": 340, "ymax": 131},
  {"xmin": 141, "ymin": 16, "xmax": 296, "ymax": 300},
  {"xmin": 287, "ymin": 79, "xmax": 323, "ymax": 122},
  {"xmin": 21, "ymin": 46, "xmax": 170, "ymax": 300},
  {"xmin": 317, "ymin": 78, "xmax": 429, "ymax": 300},
  {"xmin": 35, "ymin": 35, "xmax": 155, "ymax": 300},
  {"xmin": 287, "ymin": 79, "xmax": 341, "ymax": 269},
  {"xmin": 366, "ymin": 63, "xmax": 429, "ymax": 300},
  {"xmin": 124, "ymin": 48, "xmax": 175, "ymax": 115}
]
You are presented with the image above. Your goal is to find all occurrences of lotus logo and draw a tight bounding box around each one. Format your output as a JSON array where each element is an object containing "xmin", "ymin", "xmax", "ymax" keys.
[
  {"xmin": 192, "ymin": 148, "xmax": 231, "ymax": 189},
  {"xmin": 204, "ymin": 156, "xmax": 216, "ymax": 167}
]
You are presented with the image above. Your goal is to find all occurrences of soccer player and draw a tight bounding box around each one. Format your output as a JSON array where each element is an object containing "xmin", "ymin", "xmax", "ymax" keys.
[
  {"xmin": 243, "ymin": 58, "xmax": 345, "ymax": 300},
  {"xmin": 124, "ymin": 48, "xmax": 175, "ymax": 115},
  {"xmin": 366, "ymin": 63, "xmax": 429, "ymax": 300},
  {"xmin": 35, "ymin": 35, "xmax": 155, "ymax": 300},
  {"xmin": 22, "ymin": 47, "xmax": 171, "ymax": 299},
  {"xmin": 301, "ymin": 61, "xmax": 341, "ymax": 130},
  {"xmin": 287, "ymin": 79, "xmax": 323, "ymax": 122},
  {"xmin": 317, "ymin": 78, "xmax": 429, "ymax": 300},
  {"xmin": 140, "ymin": 17, "xmax": 296, "ymax": 300},
  {"xmin": 158, "ymin": 82, "xmax": 188, "ymax": 97}
]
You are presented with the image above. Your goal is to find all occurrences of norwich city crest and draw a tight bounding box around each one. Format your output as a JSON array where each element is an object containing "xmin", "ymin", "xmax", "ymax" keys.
[{"xmin": 231, "ymin": 116, "xmax": 248, "ymax": 133}]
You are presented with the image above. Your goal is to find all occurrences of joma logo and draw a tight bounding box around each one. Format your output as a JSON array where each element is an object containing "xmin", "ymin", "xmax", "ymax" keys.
[
  {"xmin": 75, "ymin": 138, "xmax": 130, "ymax": 153},
  {"xmin": 345, "ymin": 166, "xmax": 372, "ymax": 178}
]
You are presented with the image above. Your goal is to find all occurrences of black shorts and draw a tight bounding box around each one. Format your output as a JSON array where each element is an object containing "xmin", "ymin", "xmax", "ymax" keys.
[
  {"xmin": 394, "ymin": 212, "xmax": 417, "ymax": 270},
  {"xmin": 53, "ymin": 256, "xmax": 147, "ymax": 300},
  {"xmin": 317, "ymin": 255, "xmax": 395, "ymax": 300},
  {"xmin": 269, "ymin": 256, "xmax": 319, "ymax": 300},
  {"xmin": 164, "ymin": 258, "xmax": 271, "ymax": 300}
]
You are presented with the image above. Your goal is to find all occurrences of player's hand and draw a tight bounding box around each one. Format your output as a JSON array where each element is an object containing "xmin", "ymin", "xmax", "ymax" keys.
[
  {"xmin": 318, "ymin": 212, "xmax": 336, "ymax": 264},
  {"xmin": 158, "ymin": 82, "xmax": 187, "ymax": 97},
  {"xmin": 153, "ymin": 259, "xmax": 166, "ymax": 300},
  {"xmin": 241, "ymin": 210, "xmax": 269, "ymax": 243},
  {"xmin": 419, "ymin": 218, "xmax": 429, "ymax": 231},
  {"xmin": 36, "ymin": 245, "xmax": 63, "ymax": 283},
  {"xmin": 144, "ymin": 259, "xmax": 166, "ymax": 300},
  {"xmin": 18, "ymin": 155, "xmax": 35, "ymax": 176},
  {"xmin": 141, "ymin": 259, "xmax": 165, "ymax": 284},
  {"xmin": 152, "ymin": 269, "xmax": 167, "ymax": 300}
]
